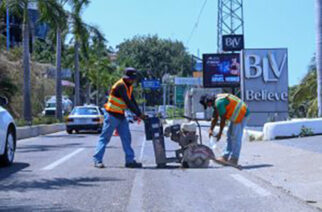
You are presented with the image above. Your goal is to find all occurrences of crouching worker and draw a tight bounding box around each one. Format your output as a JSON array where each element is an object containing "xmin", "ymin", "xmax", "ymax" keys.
[
  {"xmin": 200, "ymin": 93, "xmax": 249, "ymax": 166},
  {"xmin": 93, "ymin": 67, "xmax": 146, "ymax": 168}
]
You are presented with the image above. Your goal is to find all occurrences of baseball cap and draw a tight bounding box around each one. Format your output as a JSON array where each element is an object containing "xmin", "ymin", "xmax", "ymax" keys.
[
  {"xmin": 123, "ymin": 67, "xmax": 138, "ymax": 80},
  {"xmin": 199, "ymin": 94, "xmax": 216, "ymax": 109}
]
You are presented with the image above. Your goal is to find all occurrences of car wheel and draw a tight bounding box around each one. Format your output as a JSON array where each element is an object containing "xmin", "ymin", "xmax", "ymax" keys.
[
  {"xmin": 0, "ymin": 130, "xmax": 15, "ymax": 166},
  {"xmin": 67, "ymin": 129, "xmax": 73, "ymax": 134},
  {"xmin": 97, "ymin": 129, "xmax": 102, "ymax": 134}
]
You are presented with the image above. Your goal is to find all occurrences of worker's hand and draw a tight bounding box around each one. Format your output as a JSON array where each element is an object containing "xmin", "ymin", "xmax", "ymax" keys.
[
  {"xmin": 215, "ymin": 132, "xmax": 222, "ymax": 141},
  {"xmin": 208, "ymin": 129, "xmax": 213, "ymax": 138},
  {"xmin": 139, "ymin": 114, "xmax": 148, "ymax": 120}
]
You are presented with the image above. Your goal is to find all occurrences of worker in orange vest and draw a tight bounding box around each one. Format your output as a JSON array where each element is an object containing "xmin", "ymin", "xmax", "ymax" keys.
[
  {"xmin": 93, "ymin": 67, "xmax": 146, "ymax": 168},
  {"xmin": 200, "ymin": 93, "xmax": 249, "ymax": 166}
]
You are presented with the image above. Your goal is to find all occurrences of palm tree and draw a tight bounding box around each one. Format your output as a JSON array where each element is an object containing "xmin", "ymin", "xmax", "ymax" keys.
[
  {"xmin": 2, "ymin": 0, "xmax": 32, "ymax": 123},
  {"xmin": 316, "ymin": 0, "xmax": 322, "ymax": 117},
  {"xmin": 38, "ymin": 0, "xmax": 67, "ymax": 121},
  {"xmin": 69, "ymin": 0, "xmax": 90, "ymax": 106}
]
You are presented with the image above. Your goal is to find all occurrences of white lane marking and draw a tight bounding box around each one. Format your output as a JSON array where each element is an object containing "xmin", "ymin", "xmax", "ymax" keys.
[
  {"xmin": 139, "ymin": 137, "xmax": 146, "ymax": 162},
  {"xmin": 231, "ymin": 174, "xmax": 271, "ymax": 197},
  {"xmin": 126, "ymin": 137, "xmax": 146, "ymax": 211},
  {"xmin": 42, "ymin": 148, "xmax": 85, "ymax": 170},
  {"xmin": 127, "ymin": 171, "xmax": 144, "ymax": 212}
]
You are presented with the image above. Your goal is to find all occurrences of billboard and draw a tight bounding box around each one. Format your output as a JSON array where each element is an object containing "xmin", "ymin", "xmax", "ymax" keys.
[
  {"xmin": 203, "ymin": 53, "xmax": 240, "ymax": 87},
  {"xmin": 222, "ymin": 34, "xmax": 244, "ymax": 52},
  {"xmin": 241, "ymin": 48, "xmax": 288, "ymax": 126}
]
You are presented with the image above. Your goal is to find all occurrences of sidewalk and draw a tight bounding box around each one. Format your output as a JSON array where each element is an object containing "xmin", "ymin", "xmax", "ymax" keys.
[{"xmin": 240, "ymin": 135, "xmax": 322, "ymax": 210}]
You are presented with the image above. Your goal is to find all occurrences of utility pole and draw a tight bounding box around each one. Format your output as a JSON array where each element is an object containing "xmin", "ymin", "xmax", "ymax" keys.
[
  {"xmin": 6, "ymin": 0, "xmax": 10, "ymax": 50},
  {"xmin": 217, "ymin": 0, "xmax": 244, "ymax": 52}
]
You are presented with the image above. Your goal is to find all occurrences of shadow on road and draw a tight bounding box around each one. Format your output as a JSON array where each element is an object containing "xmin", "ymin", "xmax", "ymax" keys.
[
  {"xmin": 0, "ymin": 197, "xmax": 76, "ymax": 212},
  {"xmin": 0, "ymin": 162, "xmax": 30, "ymax": 181},
  {"xmin": 104, "ymin": 165, "xmax": 223, "ymax": 170},
  {"xmin": 0, "ymin": 176, "xmax": 124, "ymax": 192},
  {"xmin": 17, "ymin": 143, "xmax": 83, "ymax": 153},
  {"xmin": 42, "ymin": 134, "xmax": 87, "ymax": 138},
  {"xmin": 240, "ymin": 164, "xmax": 273, "ymax": 170}
]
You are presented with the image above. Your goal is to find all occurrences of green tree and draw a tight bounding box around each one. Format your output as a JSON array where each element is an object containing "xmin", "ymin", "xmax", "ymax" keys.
[
  {"xmin": 68, "ymin": 0, "xmax": 90, "ymax": 106},
  {"xmin": 290, "ymin": 57, "xmax": 318, "ymax": 118},
  {"xmin": 116, "ymin": 35, "xmax": 194, "ymax": 79},
  {"xmin": 82, "ymin": 26, "xmax": 120, "ymax": 105},
  {"xmin": 38, "ymin": 0, "xmax": 68, "ymax": 121}
]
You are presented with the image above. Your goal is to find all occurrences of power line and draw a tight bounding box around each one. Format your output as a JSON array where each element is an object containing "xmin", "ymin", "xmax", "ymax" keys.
[{"xmin": 186, "ymin": 0, "xmax": 208, "ymax": 46}]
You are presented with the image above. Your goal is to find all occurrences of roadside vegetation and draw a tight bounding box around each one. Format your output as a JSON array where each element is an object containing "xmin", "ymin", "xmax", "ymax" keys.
[
  {"xmin": 0, "ymin": 1, "xmax": 194, "ymax": 126},
  {"xmin": 289, "ymin": 56, "xmax": 318, "ymax": 118}
]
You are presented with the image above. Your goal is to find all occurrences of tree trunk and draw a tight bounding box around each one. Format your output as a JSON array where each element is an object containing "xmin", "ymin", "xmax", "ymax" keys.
[
  {"xmin": 74, "ymin": 41, "xmax": 80, "ymax": 106},
  {"xmin": 316, "ymin": 0, "xmax": 322, "ymax": 117},
  {"xmin": 23, "ymin": 7, "xmax": 32, "ymax": 123},
  {"xmin": 29, "ymin": 18, "xmax": 35, "ymax": 53},
  {"xmin": 85, "ymin": 82, "xmax": 90, "ymax": 104},
  {"xmin": 56, "ymin": 28, "xmax": 63, "ymax": 121}
]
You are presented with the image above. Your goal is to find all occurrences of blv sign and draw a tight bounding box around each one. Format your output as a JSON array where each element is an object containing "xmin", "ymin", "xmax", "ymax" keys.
[{"xmin": 241, "ymin": 49, "xmax": 289, "ymax": 126}]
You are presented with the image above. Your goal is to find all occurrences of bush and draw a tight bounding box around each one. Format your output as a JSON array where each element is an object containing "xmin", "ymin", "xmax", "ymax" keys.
[
  {"xmin": 16, "ymin": 116, "xmax": 61, "ymax": 127},
  {"xmin": 0, "ymin": 52, "xmax": 56, "ymax": 119},
  {"xmin": 6, "ymin": 47, "xmax": 23, "ymax": 61},
  {"xmin": 299, "ymin": 126, "xmax": 314, "ymax": 137},
  {"xmin": 166, "ymin": 107, "xmax": 184, "ymax": 119}
]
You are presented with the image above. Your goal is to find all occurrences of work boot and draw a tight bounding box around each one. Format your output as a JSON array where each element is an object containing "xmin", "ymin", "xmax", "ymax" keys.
[
  {"xmin": 215, "ymin": 156, "xmax": 229, "ymax": 165},
  {"xmin": 227, "ymin": 158, "xmax": 239, "ymax": 166},
  {"xmin": 94, "ymin": 162, "xmax": 105, "ymax": 168},
  {"xmin": 125, "ymin": 160, "xmax": 142, "ymax": 168}
]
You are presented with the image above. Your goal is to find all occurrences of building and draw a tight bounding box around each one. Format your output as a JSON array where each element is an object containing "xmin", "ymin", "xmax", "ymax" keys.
[{"xmin": 0, "ymin": 2, "xmax": 49, "ymax": 48}]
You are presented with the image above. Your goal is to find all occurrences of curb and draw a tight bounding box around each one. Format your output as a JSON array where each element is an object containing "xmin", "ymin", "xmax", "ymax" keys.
[{"xmin": 17, "ymin": 123, "xmax": 66, "ymax": 140}]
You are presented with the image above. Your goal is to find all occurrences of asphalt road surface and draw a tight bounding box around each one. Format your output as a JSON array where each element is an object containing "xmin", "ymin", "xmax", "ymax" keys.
[{"xmin": 0, "ymin": 123, "xmax": 320, "ymax": 212}]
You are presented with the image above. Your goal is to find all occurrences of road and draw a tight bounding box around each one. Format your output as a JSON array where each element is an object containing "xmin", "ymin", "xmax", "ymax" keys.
[{"xmin": 0, "ymin": 123, "xmax": 320, "ymax": 212}]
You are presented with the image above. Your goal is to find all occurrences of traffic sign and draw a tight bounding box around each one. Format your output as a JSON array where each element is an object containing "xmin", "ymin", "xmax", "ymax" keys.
[
  {"xmin": 141, "ymin": 80, "xmax": 161, "ymax": 89},
  {"xmin": 175, "ymin": 85, "xmax": 185, "ymax": 105}
]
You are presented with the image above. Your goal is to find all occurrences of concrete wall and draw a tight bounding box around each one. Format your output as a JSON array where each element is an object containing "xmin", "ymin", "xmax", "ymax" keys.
[{"xmin": 17, "ymin": 124, "xmax": 66, "ymax": 140}]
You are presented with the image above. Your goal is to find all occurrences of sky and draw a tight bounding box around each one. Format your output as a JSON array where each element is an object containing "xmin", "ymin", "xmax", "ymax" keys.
[{"xmin": 82, "ymin": 0, "xmax": 316, "ymax": 86}]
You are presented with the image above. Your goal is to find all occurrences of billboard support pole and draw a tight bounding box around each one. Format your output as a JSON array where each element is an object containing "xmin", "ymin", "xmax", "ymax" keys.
[
  {"xmin": 174, "ymin": 85, "xmax": 177, "ymax": 117},
  {"xmin": 163, "ymin": 84, "xmax": 166, "ymax": 117}
]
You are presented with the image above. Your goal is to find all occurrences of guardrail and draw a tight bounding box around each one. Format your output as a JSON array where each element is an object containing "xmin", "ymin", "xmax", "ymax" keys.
[{"xmin": 17, "ymin": 123, "xmax": 66, "ymax": 140}]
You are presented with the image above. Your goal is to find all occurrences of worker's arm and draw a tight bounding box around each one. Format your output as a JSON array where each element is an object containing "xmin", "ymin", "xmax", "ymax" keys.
[
  {"xmin": 118, "ymin": 85, "xmax": 142, "ymax": 117},
  {"xmin": 216, "ymin": 115, "xmax": 226, "ymax": 141},
  {"xmin": 209, "ymin": 109, "xmax": 218, "ymax": 137},
  {"xmin": 131, "ymin": 93, "xmax": 147, "ymax": 119}
]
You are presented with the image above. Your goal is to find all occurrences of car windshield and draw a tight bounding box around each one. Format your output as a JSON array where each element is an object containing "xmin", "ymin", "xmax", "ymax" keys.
[
  {"xmin": 46, "ymin": 103, "xmax": 56, "ymax": 108},
  {"xmin": 71, "ymin": 107, "xmax": 99, "ymax": 115}
]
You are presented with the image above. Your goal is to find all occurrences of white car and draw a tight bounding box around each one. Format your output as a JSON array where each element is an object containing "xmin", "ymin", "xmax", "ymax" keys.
[
  {"xmin": 0, "ymin": 96, "xmax": 16, "ymax": 166},
  {"xmin": 66, "ymin": 106, "xmax": 104, "ymax": 134}
]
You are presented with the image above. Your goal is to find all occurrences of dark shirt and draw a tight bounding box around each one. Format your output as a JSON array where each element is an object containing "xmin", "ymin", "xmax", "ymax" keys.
[{"xmin": 107, "ymin": 80, "xmax": 142, "ymax": 119}]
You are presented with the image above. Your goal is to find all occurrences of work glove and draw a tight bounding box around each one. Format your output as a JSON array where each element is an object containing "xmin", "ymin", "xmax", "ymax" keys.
[{"xmin": 139, "ymin": 114, "xmax": 148, "ymax": 120}]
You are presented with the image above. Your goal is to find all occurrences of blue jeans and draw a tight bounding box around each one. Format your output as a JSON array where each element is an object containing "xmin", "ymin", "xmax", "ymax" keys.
[
  {"xmin": 93, "ymin": 113, "xmax": 135, "ymax": 164},
  {"xmin": 223, "ymin": 117, "xmax": 248, "ymax": 160}
]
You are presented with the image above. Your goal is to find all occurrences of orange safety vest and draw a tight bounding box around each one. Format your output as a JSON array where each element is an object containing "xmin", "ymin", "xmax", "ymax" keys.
[
  {"xmin": 216, "ymin": 94, "xmax": 248, "ymax": 123},
  {"xmin": 104, "ymin": 79, "xmax": 133, "ymax": 115}
]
